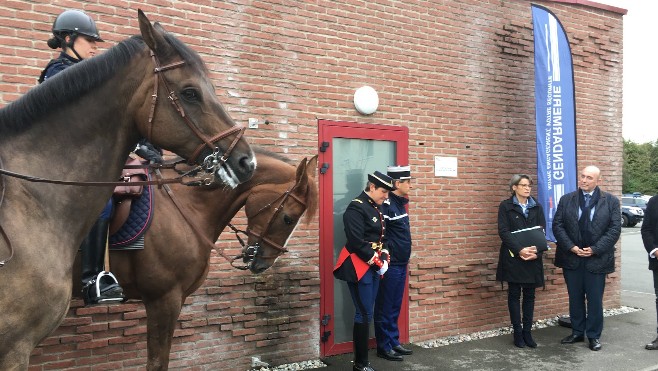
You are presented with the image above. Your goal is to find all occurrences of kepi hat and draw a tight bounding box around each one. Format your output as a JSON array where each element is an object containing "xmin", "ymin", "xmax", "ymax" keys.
[
  {"xmin": 387, "ymin": 165, "xmax": 411, "ymax": 180},
  {"xmin": 368, "ymin": 171, "xmax": 395, "ymax": 191}
]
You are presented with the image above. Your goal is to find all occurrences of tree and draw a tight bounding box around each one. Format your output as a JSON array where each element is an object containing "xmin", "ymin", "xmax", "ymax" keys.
[{"xmin": 623, "ymin": 139, "xmax": 658, "ymax": 195}]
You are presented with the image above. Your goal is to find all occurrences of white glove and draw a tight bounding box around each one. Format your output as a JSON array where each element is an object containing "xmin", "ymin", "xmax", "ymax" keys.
[{"xmin": 377, "ymin": 260, "xmax": 389, "ymax": 275}]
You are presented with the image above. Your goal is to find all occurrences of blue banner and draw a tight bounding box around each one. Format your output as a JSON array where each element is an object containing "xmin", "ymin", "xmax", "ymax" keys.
[{"xmin": 532, "ymin": 5, "xmax": 577, "ymax": 242}]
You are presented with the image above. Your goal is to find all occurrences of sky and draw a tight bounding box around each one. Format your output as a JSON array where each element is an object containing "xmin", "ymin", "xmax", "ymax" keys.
[{"xmin": 588, "ymin": 0, "xmax": 658, "ymax": 143}]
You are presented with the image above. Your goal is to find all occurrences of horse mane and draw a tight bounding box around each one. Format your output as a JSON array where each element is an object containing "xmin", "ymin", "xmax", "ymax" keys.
[
  {"xmin": 0, "ymin": 31, "xmax": 206, "ymax": 135},
  {"xmin": 304, "ymin": 169, "xmax": 318, "ymax": 225}
]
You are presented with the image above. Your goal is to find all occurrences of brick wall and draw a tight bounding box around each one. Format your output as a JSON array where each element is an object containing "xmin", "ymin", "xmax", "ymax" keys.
[{"xmin": 0, "ymin": 0, "xmax": 623, "ymax": 369}]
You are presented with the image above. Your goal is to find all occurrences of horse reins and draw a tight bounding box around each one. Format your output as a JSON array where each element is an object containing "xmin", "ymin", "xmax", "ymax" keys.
[
  {"xmin": 154, "ymin": 168, "xmax": 240, "ymax": 266},
  {"xmin": 0, "ymin": 155, "xmax": 11, "ymax": 267},
  {"xmin": 156, "ymin": 167, "xmax": 307, "ymax": 270}
]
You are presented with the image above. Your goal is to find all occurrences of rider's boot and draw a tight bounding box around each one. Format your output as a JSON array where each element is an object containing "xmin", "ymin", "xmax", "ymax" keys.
[{"xmin": 81, "ymin": 218, "xmax": 125, "ymax": 305}]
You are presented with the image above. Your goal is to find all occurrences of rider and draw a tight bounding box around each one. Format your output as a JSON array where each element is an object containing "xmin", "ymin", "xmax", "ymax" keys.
[{"xmin": 39, "ymin": 10, "xmax": 162, "ymax": 305}]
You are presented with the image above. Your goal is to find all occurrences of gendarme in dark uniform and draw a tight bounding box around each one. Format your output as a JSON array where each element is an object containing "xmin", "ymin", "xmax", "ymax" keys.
[
  {"xmin": 334, "ymin": 170, "xmax": 395, "ymax": 371},
  {"xmin": 374, "ymin": 165, "xmax": 414, "ymax": 361}
]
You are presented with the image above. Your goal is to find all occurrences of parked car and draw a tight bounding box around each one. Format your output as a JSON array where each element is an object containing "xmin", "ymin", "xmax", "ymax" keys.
[
  {"xmin": 622, "ymin": 193, "xmax": 649, "ymax": 212},
  {"xmin": 621, "ymin": 205, "xmax": 643, "ymax": 227}
]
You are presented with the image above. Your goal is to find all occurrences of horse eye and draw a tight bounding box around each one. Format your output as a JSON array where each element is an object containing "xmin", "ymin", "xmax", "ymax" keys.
[
  {"xmin": 283, "ymin": 215, "xmax": 294, "ymax": 225},
  {"xmin": 180, "ymin": 88, "xmax": 200, "ymax": 102}
]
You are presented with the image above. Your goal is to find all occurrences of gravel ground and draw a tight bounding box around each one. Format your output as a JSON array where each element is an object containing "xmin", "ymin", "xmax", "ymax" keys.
[{"xmin": 247, "ymin": 306, "xmax": 641, "ymax": 370}]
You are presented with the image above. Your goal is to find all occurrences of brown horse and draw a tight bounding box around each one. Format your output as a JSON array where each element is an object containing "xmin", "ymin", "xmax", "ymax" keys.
[
  {"xmin": 0, "ymin": 11, "xmax": 254, "ymax": 369},
  {"xmin": 71, "ymin": 149, "xmax": 317, "ymax": 370}
]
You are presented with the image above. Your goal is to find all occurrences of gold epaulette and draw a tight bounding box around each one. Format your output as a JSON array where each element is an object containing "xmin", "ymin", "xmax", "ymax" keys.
[{"xmin": 352, "ymin": 199, "xmax": 363, "ymax": 203}]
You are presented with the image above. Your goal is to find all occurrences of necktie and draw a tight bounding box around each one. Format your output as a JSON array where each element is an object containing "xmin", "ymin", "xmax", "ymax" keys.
[{"xmin": 584, "ymin": 193, "xmax": 591, "ymax": 207}]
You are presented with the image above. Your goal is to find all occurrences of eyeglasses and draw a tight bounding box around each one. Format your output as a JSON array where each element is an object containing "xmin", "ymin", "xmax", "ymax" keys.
[{"xmin": 517, "ymin": 183, "xmax": 532, "ymax": 188}]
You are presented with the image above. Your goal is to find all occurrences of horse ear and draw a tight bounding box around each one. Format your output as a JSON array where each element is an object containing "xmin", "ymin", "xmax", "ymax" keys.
[
  {"xmin": 154, "ymin": 22, "xmax": 166, "ymax": 33},
  {"xmin": 306, "ymin": 155, "xmax": 318, "ymax": 181},
  {"xmin": 292, "ymin": 157, "xmax": 309, "ymax": 194},
  {"xmin": 138, "ymin": 9, "xmax": 168, "ymax": 53}
]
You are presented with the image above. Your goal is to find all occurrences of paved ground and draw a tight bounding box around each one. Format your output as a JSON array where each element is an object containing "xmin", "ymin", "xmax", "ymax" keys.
[{"xmin": 320, "ymin": 290, "xmax": 658, "ymax": 371}]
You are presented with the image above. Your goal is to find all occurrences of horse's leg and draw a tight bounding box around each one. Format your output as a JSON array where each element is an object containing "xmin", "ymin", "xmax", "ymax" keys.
[
  {"xmin": 0, "ymin": 286, "xmax": 71, "ymax": 369},
  {"xmin": 143, "ymin": 292, "xmax": 184, "ymax": 371},
  {"xmin": 0, "ymin": 251, "xmax": 73, "ymax": 370}
]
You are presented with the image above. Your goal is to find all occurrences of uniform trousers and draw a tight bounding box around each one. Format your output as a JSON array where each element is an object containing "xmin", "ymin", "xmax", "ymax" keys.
[
  {"xmin": 348, "ymin": 269, "xmax": 380, "ymax": 324},
  {"xmin": 563, "ymin": 259, "xmax": 606, "ymax": 339},
  {"xmin": 374, "ymin": 264, "xmax": 407, "ymax": 351}
]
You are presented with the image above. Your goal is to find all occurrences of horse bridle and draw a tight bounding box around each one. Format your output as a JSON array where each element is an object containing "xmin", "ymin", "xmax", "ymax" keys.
[
  {"xmin": 227, "ymin": 186, "xmax": 307, "ymax": 270},
  {"xmin": 148, "ymin": 51, "xmax": 245, "ymax": 172}
]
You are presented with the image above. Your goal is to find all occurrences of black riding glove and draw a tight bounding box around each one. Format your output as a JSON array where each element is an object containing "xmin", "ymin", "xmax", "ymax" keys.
[{"xmin": 135, "ymin": 144, "xmax": 163, "ymax": 164}]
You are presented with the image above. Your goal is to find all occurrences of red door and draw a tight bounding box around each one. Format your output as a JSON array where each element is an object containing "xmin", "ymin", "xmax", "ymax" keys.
[{"xmin": 318, "ymin": 119, "xmax": 409, "ymax": 356}]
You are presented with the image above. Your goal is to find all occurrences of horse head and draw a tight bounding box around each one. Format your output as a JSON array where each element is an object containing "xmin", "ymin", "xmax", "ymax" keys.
[
  {"xmin": 240, "ymin": 155, "xmax": 318, "ymax": 273},
  {"xmin": 135, "ymin": 10, "xmax": 255, "ymax": 187}
]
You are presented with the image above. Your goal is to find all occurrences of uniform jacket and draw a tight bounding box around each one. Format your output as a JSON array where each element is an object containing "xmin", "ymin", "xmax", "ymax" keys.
[
  {"xmin": 38, "ymin": 52, "xmax": 77, "ymax": 84},
  {"xmin": 641, "ymin": 195, "xmax": 658, "ymax": 271},
  {"xmin": 333, "ymin": 191, "xmax": 385, "ymax": 282},
  {"xmin": 496, "ymin": 196, "xmax": 546, "ymax": 286},
  {"xmin": 382, "ymin": 192, "xmax": 411, "ymax": 265},
  {"xmin": 552, "ymin": 187, "xmax": 621, "ymax": 274}
]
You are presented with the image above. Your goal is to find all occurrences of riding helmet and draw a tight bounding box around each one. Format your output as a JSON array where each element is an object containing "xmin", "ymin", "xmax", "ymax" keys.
[{"xmin": 52, "ymin": 9, "xmax": 103, "ymax": 42}]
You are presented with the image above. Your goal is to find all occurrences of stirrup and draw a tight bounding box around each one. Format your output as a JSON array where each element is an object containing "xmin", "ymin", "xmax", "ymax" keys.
[{"xmin": 85, "ymin": 271, "xmax": 125, "ymax": 304}]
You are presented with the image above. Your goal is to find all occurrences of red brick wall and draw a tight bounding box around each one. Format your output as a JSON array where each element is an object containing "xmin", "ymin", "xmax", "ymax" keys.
[{"xmin": 0, "ymin": 0, "xmax": 623, "ymax": 369}]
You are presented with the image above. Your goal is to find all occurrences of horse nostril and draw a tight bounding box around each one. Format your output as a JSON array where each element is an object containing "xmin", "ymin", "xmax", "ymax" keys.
[
  {"xmin": 239, "ymin": 156, "xmax": 255, "ymax": 179},
  {"xmin": 240, "ymin": 156, "xmax": 254, "ymax": 171}
]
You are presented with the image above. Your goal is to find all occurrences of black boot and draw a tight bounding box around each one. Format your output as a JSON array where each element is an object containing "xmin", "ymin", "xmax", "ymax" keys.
[
  {"xmin": 508, "ymin": 284, "xmax": 525, "ymax": 348},
  {"xmin": 522, "ymin": 287, "xmax": 537, "ymax": 348},
  {"xmin": 513, "ymin": 325, "xmax": 526, "ymax": 348},
  {"xmin": 353, "ymin": 322, "xmax": 376, "ymax": 371},
  {"xmin": 522, "ymin": 327, "xmax": 537, "ymax": 348},
  {"xmin": 81, "ymin": 219, "xmax": 124, "ymax": 305}
]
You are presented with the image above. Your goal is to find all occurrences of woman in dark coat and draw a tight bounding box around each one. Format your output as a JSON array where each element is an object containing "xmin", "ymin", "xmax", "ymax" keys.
[{"xmin": 496, "ymin": 174, "xmax": 546, "ymax": 348}]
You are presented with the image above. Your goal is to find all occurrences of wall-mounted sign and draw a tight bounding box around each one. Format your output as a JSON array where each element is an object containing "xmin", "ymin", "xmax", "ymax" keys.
[{"xmin": 434, "ymin": 156, "xmax": 457, "ymax": 177}]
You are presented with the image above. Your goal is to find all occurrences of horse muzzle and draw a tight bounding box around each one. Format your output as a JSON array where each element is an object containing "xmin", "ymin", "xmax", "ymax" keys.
[
  {"xmin": 198, "ymin": 147, "xmax": 255, "ymax": 189},
  {"xmin": 230, "ymin": 244, "xmax": 259, "ymax": 271},
  {"xmin": 242, "ymin": 244, "xmax": 259, "ymax": 265}
]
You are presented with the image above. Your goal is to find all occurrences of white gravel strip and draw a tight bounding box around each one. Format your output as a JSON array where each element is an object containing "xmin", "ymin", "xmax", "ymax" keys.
[
  {"xmin": 418, "ymin": 305, "xmax": 641, "ymax": 348},
  {"xmin": 247, "ymin": 306, "xmax": 640, "ymax": 370},
  {"xmin": 248, "ymin": 359, "xmax": 326, "ymax": 370}
]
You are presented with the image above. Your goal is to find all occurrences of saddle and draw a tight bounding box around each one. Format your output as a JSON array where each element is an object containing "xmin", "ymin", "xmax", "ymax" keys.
[{"xmin": 110, "ymin": 158, "xmax": 149, "ymax": 236}]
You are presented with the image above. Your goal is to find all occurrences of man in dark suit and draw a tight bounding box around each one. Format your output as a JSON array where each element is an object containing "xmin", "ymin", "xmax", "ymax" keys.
[
  {"xmin": 641, "ymin": 194, "xmax": 658, "ymax": 350},
  {"xmin": 553, "ymin": 165, "xmax": 621, "ymax": 351}
]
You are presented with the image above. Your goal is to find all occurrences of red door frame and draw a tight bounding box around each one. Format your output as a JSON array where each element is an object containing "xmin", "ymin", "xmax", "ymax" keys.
[{"xmin": 318, "ymin": 119, "xmax": 409, "ymax": 357}]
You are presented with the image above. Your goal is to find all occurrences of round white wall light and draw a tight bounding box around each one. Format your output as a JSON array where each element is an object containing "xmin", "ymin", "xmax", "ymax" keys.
[{"xmin": 353, "ymin": 86, "xmax": 379, "ymax": 115}]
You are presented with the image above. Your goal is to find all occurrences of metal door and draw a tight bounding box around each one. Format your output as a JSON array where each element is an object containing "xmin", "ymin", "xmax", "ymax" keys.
[{"xmin": 318, "ymin": 119, "xmax": 409, "ymax": 356}]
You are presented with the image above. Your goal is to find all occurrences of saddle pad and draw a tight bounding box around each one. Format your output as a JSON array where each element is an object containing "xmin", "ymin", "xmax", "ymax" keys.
[
  {"xmin": 111, "ymin": 235, "xmax": 145, "ymax": 250},
  {"xmin": 109, "ymin": 183, "xmax": 153, "ymax": 249}
]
